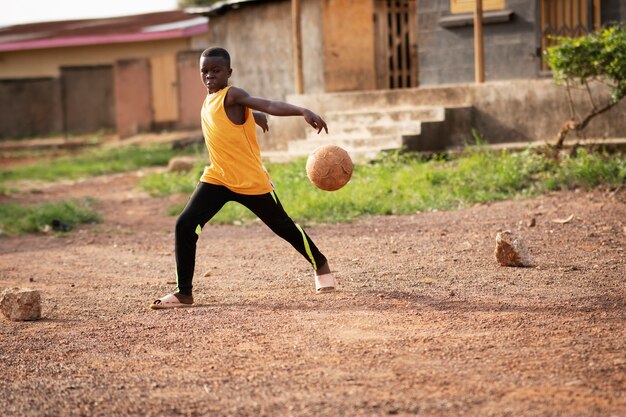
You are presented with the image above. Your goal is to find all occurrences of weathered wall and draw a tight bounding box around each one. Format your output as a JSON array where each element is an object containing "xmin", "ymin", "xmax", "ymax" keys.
[
  {"xmin": 0, "ymin": 78, "xmax": 63, "ymax": 138},
  {"xmin": 60, "ymin": 66, "xmax": 116, "ymax": 134},
  {"xmin": 417, "ymin": 0, "xmax": 538, "ymax": 85},
  {"xmin": 302, "ymin": 0, "xmax": 326, "ymax": 93},
  {"xmin": 206, "ymin": 1, "xmax": 294, "ymax": 101},
  {"xmin": 321, "ymin": 0, "xmax": 377, "ymax": 92},
  {"xmin": 114, "ymin": 59, "xmax": 152, "ymax": 138},
  {"xmin": 177, "ymin": 50, "xmax": 207, "ymax": 129},
  {"xmin": 0, "ymin": 38, "xmax": 190, "ymax": 79},
  {"xmin": 265, "ymin": 79, "xmax": 626, "ymax": 150}
]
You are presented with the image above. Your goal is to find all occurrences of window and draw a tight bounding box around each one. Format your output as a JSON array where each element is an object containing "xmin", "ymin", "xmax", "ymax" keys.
[
  {"xmin": 540, "ymin": 0, "xmax": 601, "ymax": 70},
  {"xmin": 450, "ymin": 0, "xmax": 505, "ymax": 14}
]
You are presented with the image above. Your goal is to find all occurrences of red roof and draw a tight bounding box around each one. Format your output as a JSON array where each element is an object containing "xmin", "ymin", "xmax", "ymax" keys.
[{"xmin": 0, "ymin": 10, "xmax": 208, "ymax": 52}]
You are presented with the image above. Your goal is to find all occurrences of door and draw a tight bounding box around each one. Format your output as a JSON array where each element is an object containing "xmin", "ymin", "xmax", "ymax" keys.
[
  {"xmin": 539, "ymin": 0, "xmax": 602, "ymax": 70},
  {"xmin": 150, "ymin": 53, "xmax": 179, "ymax": 127},
  {"xmin": 374, "ymin": 0, "xmax": 418, "ymax": 89},
  {"xmin": 60, "ymin": 65, "xmax": 115, "ymax": 134}
]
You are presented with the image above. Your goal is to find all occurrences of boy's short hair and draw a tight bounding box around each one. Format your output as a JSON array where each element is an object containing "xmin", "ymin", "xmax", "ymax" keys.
[{"xmin": 201, "ymin": 47, "xmax": 231, "ymax": 67}]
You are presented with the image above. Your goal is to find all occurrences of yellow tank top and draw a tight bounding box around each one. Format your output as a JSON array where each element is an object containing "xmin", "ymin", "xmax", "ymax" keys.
[{"xmin": 200, "ymin": 85, "xmax": 273, "ymax": 195}]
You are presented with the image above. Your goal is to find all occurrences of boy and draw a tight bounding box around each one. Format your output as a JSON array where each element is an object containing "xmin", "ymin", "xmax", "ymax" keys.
[{"xmin": 151, "ymin": 47, "xmax": 335, "ymax": 309}]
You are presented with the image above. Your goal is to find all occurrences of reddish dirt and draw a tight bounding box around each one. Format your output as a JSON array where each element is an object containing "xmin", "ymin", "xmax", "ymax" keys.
[{"xmin": 0, "ymin": 170, "xmax": 625, "ymax": 417}]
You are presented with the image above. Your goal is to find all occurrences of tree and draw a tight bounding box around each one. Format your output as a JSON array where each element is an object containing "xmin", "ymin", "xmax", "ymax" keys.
[{"xmin": 544, "ymin": 24, "xmax": 626, "ymax": 150}]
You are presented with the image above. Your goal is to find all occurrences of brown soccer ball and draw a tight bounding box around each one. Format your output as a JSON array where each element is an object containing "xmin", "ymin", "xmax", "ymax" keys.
[{"xmin": 306, "ymin": 145, "xmax": 353, "ymax": 191}]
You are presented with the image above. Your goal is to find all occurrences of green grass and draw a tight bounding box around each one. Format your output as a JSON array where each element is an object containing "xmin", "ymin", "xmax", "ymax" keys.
[
  {"xmin": 0, "ymin": 198, "xmax": 101, "ymax": 236},
  {"xmin": 0, "ymin": 143, "xmax": 205, "ymax": 183},
  {"xmin": 141, "ymin": 146, "xmax": 625, "ymax": 224}
]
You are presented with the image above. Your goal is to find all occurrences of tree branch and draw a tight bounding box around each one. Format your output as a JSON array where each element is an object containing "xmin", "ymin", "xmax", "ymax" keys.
[
  {"xmin": 565, "ymin": 80, "xmax": 577, "ymax": 119},
  {"xmin": 583, "ymin": 79, "xmax": 597, "ymax": 111},
  {"xmin": 577, "ymin": 99, "xmax": 620, "ymax": 131}
]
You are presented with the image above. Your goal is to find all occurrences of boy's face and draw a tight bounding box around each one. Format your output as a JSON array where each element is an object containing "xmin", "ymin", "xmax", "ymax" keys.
[{"xmin": 200, "ymin": 56, "xmax": 231, "ymax": 93}]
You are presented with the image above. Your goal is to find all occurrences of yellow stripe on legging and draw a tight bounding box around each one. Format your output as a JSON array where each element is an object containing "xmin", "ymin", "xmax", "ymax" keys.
[
  {"xmin": 270, "ymin": 190, "xmax": 278, "ymax": 204},
  {"xmin": 195, "ymin": 224, "xmax": 202, "ymax": 236},
  {"xmin": 295, "ymin": 223, "xmax": 316, "ymax": 270}
]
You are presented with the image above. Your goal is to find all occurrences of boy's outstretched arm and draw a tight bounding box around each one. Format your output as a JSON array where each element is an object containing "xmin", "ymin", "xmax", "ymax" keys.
[{"xmin": 227, "ymin": 87, "xmax": 328, "ymax": 134}]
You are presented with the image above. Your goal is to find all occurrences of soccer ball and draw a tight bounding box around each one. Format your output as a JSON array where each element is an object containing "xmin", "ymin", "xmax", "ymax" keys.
[{"xmin": 306, "ymin": 144, "xmax": 353, "ymax": 191}]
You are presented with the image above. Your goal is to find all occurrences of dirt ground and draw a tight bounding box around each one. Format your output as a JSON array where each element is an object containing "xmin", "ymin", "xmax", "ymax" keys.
[{"xmin": 0, "ymin": 167, "xmax": 625, "ymax": 417}]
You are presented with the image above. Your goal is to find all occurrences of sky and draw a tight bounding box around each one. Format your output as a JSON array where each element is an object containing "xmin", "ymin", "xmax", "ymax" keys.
[{"xmin": 1, "ymin": 0, "xmax": 180, "ymax": 27}]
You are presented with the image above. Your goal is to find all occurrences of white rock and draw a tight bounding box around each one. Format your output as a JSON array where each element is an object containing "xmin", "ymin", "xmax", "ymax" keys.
[
  {"xmin": 167, "ymin": 156, "xmax": 196, "ymax": 173},
  {"xmin": 0, "ymin": 287, "xmax": 42, "ymax": 321},
  {"xmin": 495, "ymin": 231, "xmax": 532, "ymax": 267}
]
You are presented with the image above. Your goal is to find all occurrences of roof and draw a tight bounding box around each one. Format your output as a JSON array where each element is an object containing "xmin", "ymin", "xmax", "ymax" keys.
[
  {"xmin": 0, "ymin": 10, "xmax": 208, "ymax": 52},
  {"xmin": 185, "ymin": 0, "xmax": 277, "ymax": 17}
]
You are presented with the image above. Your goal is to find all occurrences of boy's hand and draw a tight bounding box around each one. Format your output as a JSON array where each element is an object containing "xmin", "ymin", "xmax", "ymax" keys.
[
  {"xmin": 253, "ymin": 111, "xmax": 269, "ymax": 132},
  {"xmin": 303, "ymin": 110, "xmax": 328, "ymax": 134}
]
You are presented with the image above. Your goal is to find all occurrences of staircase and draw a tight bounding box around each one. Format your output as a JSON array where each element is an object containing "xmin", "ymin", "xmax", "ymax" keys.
[{"xmin": 263, "ymin": 104, "xmax": 474, "ymax": 162}]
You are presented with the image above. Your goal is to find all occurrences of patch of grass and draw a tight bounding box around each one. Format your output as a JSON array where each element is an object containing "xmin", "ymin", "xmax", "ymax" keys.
[
  {"xmin": 0, "ymin": 198, "xmax": 101, "ymax": 236},
  {"xmin": 142, "ymin": 146, "xmax": 625, "ymax": 224},
  {"xmin": 0, "ymin": 184, "xmax": 15, "ymax": 196},
  {"xmin": 0, "ymin": 143, "xmax": 205, "ymax": 183},
  {"xmin": 545, "ymin": 148, "xmax": 626, "ymax": 190},
  {"xmin": 140, "ymin": 161, "xmax": 206, "ymax": 197}
]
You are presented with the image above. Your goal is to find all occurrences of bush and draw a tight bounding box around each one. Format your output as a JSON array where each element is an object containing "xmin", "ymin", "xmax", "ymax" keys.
[{"xmin": 544, "ymin": 24, "xmax": 626, "ymax": 147}]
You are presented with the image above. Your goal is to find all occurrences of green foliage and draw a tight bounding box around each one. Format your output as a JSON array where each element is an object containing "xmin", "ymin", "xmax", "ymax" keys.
[
  {"xmin": 139, "ymin": 160, "xmax": 207, "ymax": 197},
  {"xmin": 545, "ymin": 148, "xmax": 626, "ymax": 190},
  {"xmin": 545, "ymin": 24, "xmax": 626, "ymax": 103},
  {"xmin": 0, "ymin": 143, "xmax": 204, "ymax": 184},
  {"xmin": 0, "ymin": 198, "xmax": 101, "ymax": 236},
  {"xmin": 141, "ymin": 147, "xmax": 625, "ymax": 225}
]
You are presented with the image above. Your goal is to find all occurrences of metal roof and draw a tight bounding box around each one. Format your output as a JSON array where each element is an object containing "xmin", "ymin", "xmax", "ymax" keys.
[
  {"xmin": 185, "ymin": 0, "xmax": 278, "ymax": 17},
  {"xmin": 0, "ymin": 10, "xmax": 208, "ymax": 52}
]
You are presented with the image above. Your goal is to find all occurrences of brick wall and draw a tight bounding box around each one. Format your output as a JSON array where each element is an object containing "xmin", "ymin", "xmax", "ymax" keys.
[
  {"xmin": 417, "ymin": 0, "xmax": 539, "ymax": 86},
  {"xmin": 602, "ymin": 0, "xmax": 626, "ymax": 24}
]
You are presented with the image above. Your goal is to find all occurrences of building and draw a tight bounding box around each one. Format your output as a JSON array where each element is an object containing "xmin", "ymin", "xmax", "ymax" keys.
[
  {"xmin": 0, "ymin": 11, "xmax": 209, "ymax": 138},
  {"xmin": 189, "ymin": 0, "xmax": 625, "ymax": 94},
  {"xmin": 188, "ymin": 0, "xmax": 625, "ymax": 152}
]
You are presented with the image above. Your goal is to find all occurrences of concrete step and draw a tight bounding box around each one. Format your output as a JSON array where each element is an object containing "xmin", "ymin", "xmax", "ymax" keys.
[
  {"xmin": 288, "ymin": 135, "xmax": 403, "ymax": 153},
  {"xmin": 324, "ymin": 106, "xmax": 444, "ymax": 126},
  {"xmin": 307, "ymin": 120, "xmax": 422, "ymax": 140}
]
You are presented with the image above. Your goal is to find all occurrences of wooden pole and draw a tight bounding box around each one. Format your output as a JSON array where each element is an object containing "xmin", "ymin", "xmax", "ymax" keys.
[
  {"xmin": 292, "ymin": 0, "xmax": 304, "ymax": 94},
  {"xmin": 474, "ymin": 0, "xmax": 485, "ymax": 83},
  {"xmin": 593, "ymin": 0, "xmax": 601, "ymax": 30}
]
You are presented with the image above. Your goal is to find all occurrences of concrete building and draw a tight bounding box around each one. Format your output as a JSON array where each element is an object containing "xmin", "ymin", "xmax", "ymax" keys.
[
  {"xmin": 0, "ymin": 11, "xmax": 209, "ymax": 138},
  {"xmin": 187, "ymin": 0, "xmax": 625, "ymax": 154},
  {"xmin": 189, "ymin": 0, "xmax": 625, "ymax": 93}
]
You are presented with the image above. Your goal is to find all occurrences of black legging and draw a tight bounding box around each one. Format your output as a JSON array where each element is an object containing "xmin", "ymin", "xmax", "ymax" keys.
[{"xmin": 174, "ymin": 182, "xmax": 327, "ymax": 295}]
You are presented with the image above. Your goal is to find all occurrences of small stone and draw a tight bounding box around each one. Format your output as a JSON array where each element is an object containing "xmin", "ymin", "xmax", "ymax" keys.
[
  {"xmin": 495, "ymin": 231, "xmax": 532, "ymax": 267},
  {"xmin": 527, "ymin": 218, "xmax": 536, "ymax": 227},
  {"xmin": 167, "ymin": 156, "xmax": 196, "ymax": 173},
  {"xmin": 0, "ymin": 288, "xmax": 42, "ymax": 321}
]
